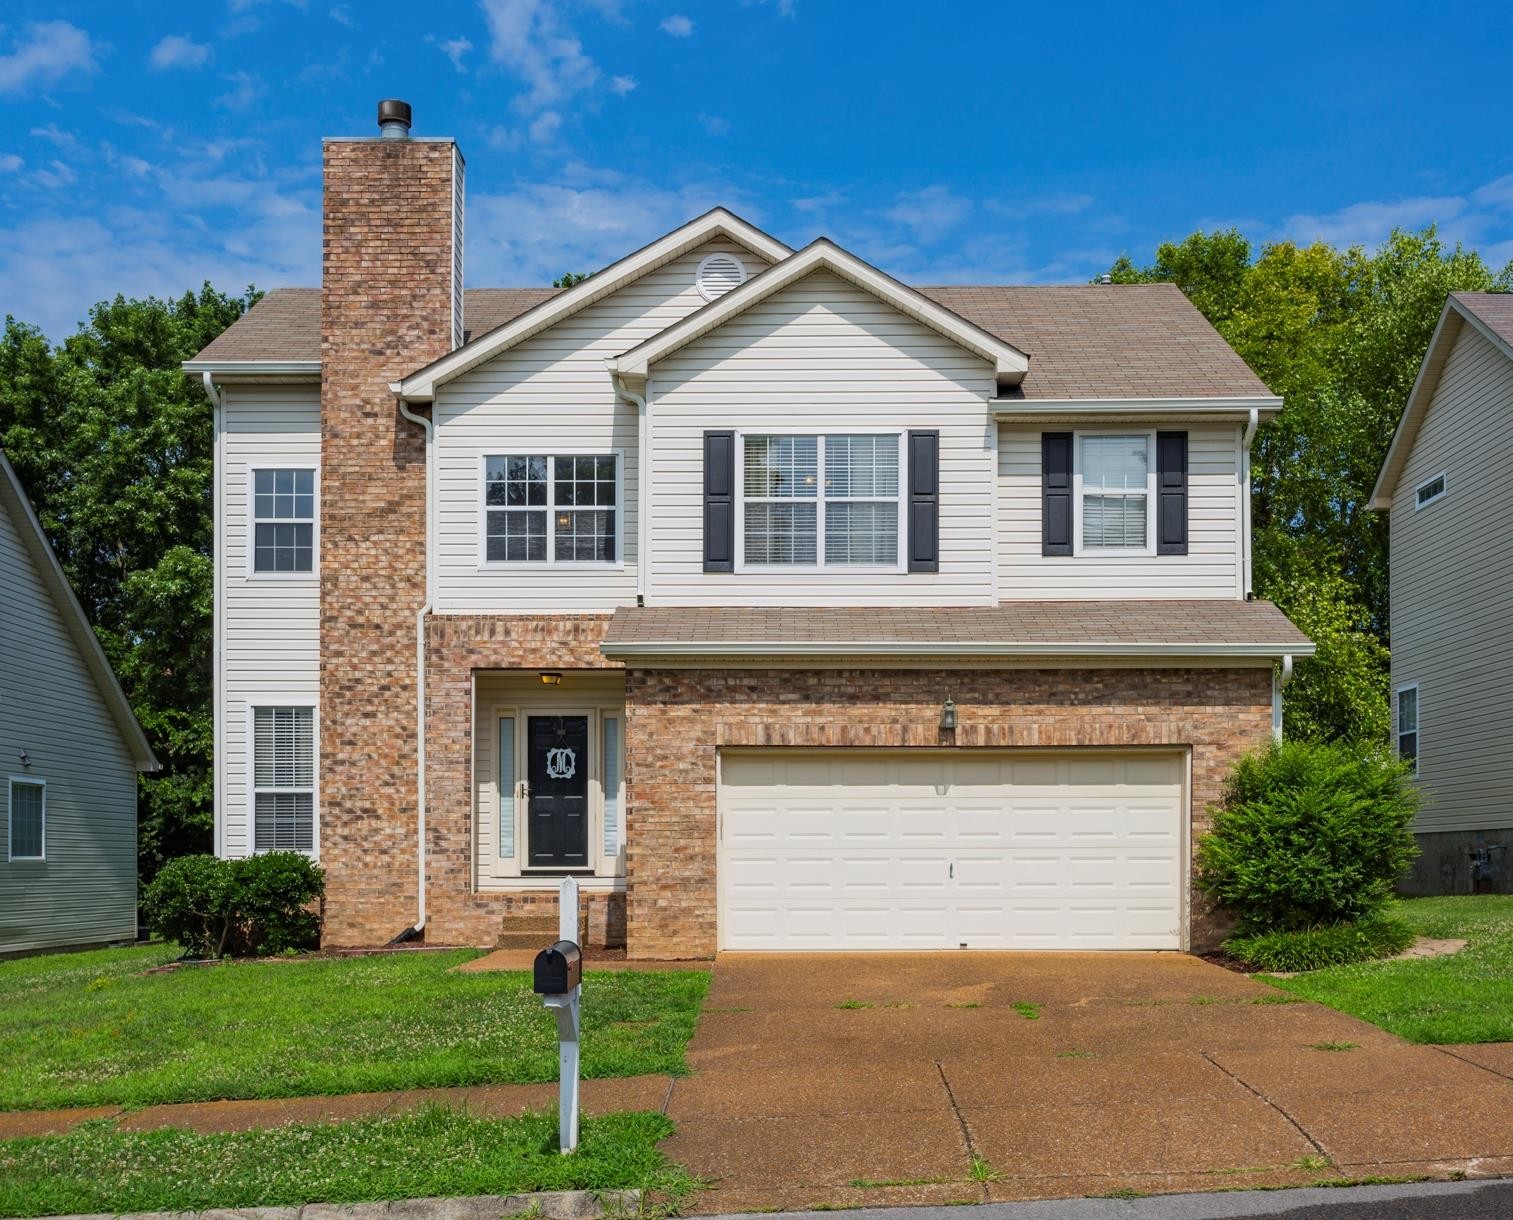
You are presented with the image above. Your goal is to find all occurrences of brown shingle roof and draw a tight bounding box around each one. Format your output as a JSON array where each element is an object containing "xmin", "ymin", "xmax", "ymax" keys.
[
  {"xmin": 601, "ymin": 601, "xmax": 1311, "ymax": 656},
  {"xmin": 1452, "ymin": 291, "xmax": 1513, "ymax": 350},
  {"xmin": 191, "ymin": 281, "xmax": 1271, "ymax": 401}
]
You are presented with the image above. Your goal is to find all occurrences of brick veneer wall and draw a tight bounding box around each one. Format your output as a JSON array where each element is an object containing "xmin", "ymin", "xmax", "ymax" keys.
[
  {"xmin": 623, "ymin": 666, "xmax": 1274, "ymax": 959},
  {"xmin": 319, "ymin": 137, "xmax": 459, "ymax": 946}
]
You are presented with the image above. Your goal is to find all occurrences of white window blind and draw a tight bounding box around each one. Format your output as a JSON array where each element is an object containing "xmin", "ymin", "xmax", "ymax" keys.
[
  {"xmin": 253, "ymin": 706, "xmax": 314, "ymax": 853},
  {"xmin": 8, "ymin": 780, "xmax": 44, "ymax": 860},
  {"xmin": 1080, "ymin": 435, "xmax": 1151, "ymax": 550},
  {"xmin": 603, "ymin": 715, "xmax": 621, "ymax": 861},
  {"xmin": 499, "ymin": 716, "xmax": 516, "ymax": 859},
  {"xmin": 742, "ymin": 434, "xmax": 900, "ymax": 567}
]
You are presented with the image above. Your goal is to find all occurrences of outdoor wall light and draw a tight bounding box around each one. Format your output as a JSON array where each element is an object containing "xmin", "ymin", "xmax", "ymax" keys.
[
  {"xmin": 939, "ymin": 697, "xmax": 957, "ymax": 732},
  {"xmin": 540, "ymin": 672, "xmax": 563, "ymax": 686},
  {"xmin": 18, "ymin": 750, "xmax": 31, "ymax": 768}
]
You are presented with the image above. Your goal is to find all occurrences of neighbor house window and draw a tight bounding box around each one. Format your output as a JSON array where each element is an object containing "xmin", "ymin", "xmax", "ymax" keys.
[
  {"xmin": 1414, "ymin": 473, "xmax": 1447, "ymax": 510},
  {"xmin": 1077, "ymin": 434, "xmax": 1154, "ymax": 552},
  {"xmin": 252, "ymin": 469, "xmax": 315, "ymax": 573},
  {"xmin": 484, "ymin": 454, "xmax": 618, "ymax": 563},
  {"xmin": 741, "ymin": 433, "xmax": 901, "ymax": 567},
  {"xmin": 1397, "ymin": 685, "xmax": 1419, "ymax": 774},
  {"xmin": 253, "ymin": 706, "xmax": 314, "ymax": 852},
  {"xmin": 8, "ymin": 779, "xmax": 45, "ymax": 861}
]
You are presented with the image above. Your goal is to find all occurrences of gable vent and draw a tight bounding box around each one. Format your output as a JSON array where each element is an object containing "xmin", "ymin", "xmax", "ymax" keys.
[{"xmin": 696, "ymin": 252, "xmax": 747, "ymax": 301}]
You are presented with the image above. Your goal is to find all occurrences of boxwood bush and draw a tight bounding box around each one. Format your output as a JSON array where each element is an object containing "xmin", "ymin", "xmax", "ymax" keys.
[
  {"xmin": 1196, "ymin": 739, "xmax": 1420, "ymax": 936},
  {"xmin": 143, "ymin": 853, "xmax": 324, "ymax": 958}
]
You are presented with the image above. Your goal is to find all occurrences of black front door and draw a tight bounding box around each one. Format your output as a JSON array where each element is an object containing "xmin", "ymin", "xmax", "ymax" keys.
[{"xmin": 527, "ymin": 715, "xmax": 589, "ymax": 868}]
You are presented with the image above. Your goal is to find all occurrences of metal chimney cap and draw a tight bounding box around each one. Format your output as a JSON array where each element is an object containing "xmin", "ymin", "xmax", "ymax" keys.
[{"xmin": 377, "ymin": 99, "xmax": 412, "ymax": 137}]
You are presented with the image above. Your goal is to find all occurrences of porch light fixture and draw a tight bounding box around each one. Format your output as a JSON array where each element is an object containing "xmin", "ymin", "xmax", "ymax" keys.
[
  {"xmin": 939, "ymin": 697, "xmax": 957, "ymax": 732},
  {"xmin": 540, "ymin": 672, "xmax": 563, "ymax": 686}
]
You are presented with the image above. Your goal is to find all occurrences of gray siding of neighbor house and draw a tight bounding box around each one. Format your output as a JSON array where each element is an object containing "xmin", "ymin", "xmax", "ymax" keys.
[
  {"xmin": 0, "ymin": 496, "xmax": 138, "ymax": 954},
  {"xmin": 1389, "ymin": 322, "xmax": 1513, "ymax": 891}
]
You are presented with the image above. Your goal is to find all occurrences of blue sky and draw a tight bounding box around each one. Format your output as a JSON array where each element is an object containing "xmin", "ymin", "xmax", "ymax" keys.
[{"xmin": 3, "ymin": 0, "xmax": 1511, "ymax": 339}]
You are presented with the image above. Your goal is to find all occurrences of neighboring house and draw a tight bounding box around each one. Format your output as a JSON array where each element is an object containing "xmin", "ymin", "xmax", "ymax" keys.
[
  {"xmin": 0, "ymin": 451, "xmax": 158, "ymax": 956},
  {"xmin": 184, "ymin": 100, "xmax": 1311, "ymax": 958},
  {"xmin": 1371, "ymin": 292, "xmax": 1513, "ymax": 895}
]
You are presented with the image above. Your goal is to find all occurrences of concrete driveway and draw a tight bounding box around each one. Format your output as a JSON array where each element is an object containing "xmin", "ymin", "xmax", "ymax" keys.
[{"xmin": 660, "ymin": 953, "xmax": 1513, "ymax": 1214}]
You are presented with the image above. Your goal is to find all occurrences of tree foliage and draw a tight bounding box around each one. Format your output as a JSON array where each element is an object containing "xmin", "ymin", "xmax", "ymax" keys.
[
  {"xmin": 0, "ymin": 285, "xmax": 257, "ymax": 878},
  {"xmin": 1110, "ymin": 228, "xmax": 1512, "ymax": 740}
]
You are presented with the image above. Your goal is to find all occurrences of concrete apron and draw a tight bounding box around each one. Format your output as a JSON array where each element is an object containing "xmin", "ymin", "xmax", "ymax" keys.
[{"xmin": 662, "ymin": 952, "xmax": 1513, "ymax": 1215}]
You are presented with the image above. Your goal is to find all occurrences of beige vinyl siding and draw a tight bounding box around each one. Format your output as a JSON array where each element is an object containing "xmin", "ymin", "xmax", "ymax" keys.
[
  {"xmin": 1389, "ymin": 324, "xmax": 1513, "ymax": 834},
  {"xmin": 219, "ymin": 383, "xmax": 321, "ymax": 858},
  {"xmin": 649, "ymin": 270, "xmax": 996, "ymax": 606},
  {"xmin": 433, "ymin": 240, "xmax": 770, "ymax": 614},
  {"xmin": 0, "ymin": 500, "xmax": 137, "ymax": 953},
  {"xmin": 997, "ymin": 422, "xmax": 1244, "ymax": 599}
]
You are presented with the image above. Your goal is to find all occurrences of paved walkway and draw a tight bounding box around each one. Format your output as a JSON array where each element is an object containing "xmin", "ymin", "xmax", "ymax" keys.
[{"xmin": 660, "ymin": 952, "xmax": 1513, "ymax": 1214}]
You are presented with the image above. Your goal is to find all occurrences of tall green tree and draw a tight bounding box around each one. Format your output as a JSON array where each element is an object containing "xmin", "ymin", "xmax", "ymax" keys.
[
  {"xmin": 1110, "ymin": 228, "xmax": 1511, "ymax": 741},
  {"xmin": 0, "ymin": 285, "xmax": 256, "ymax": 878}
]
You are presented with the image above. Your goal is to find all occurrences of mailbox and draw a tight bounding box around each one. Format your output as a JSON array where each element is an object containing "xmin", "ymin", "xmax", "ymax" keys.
[{"xmin": 533, "ymin": 939, "xmax": 582, "ymax": 995}]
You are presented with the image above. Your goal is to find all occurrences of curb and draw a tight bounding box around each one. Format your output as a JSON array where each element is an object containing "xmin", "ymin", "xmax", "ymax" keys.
[{"xmin": 35, "ymin": 1189, "xmax": 642, "ymax": 1220}]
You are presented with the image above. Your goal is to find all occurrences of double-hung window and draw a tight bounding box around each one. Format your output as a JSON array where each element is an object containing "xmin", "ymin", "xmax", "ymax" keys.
[
  {"xmin": 1076, "ymin": 434, "xmax": 1154, "ymax": 553},
  {"xmin": 8, "ymin": 779, "xmax": 45, "ymax": 861},
  {"xmin": 1397, "ymin": 685, "xmax": 1419, "ymax": 774},
  {"xmin": 252, "ymin": 469, "xmax": 315, "ymax": 573},
  {"xmin": 740, "ymin": 433, "xmax": 901, "ymax": 568},
  {"xmin": 484, "ymin": 454, "xmax": 618, "ymax": 564},
  {"xmin": 253, "ymin": 706, "xmax": 315, "ymax": 853}
]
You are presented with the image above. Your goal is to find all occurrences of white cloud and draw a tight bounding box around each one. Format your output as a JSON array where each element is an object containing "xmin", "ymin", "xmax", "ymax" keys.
[
  {"xmin": 329, "ymin": 4, "xmax": 355, "ymax": 27},
  {"xmin": 528, "ymin": 110, "xmax": 563, "ymax": 144},
  {"xmin": 0, "ymin": 21, "xmax": 101, "ymax": 95},
  {"xmin": 1278, "ymin": 195, "xmax": 1467, "ymax": 251},
  {"xmin": 986, "ymin": 192, "xmax": 1094, "ymax": 221},
  {"xmin": 214, "ymin": 71, "xmax": 267, "ymax": 110},
  {"xmin": 32, "ymin": 160, "xmax": 78, "ymax": 190},
  {"xmin": 608, "ymin": 74, "xmax": 636, "ymax": 96},
  {"xmin": 660, "ymin": 14, "xmax": 694, "ymax": 36},
  {"xmin": 149, "ymin": 34, "xmax": 211, "ymax": 71},
  {"xmin": 0, "ymin": 153, "xmax": 23, "ymax": 173},
  {"xmin": 698, "ymin": 114, "xmax": 730, "ymax": 137},
  {"xmin": 478, "ymin": 0, "xmax": 600, "ymax": 110},
  {"xmin": 884, "ymin": 185, "xmax": 972, "ymax": 244},
  {"xmin": 431, "ymin": 36, "xmax": 473, "ymax": 72},
  {"xmin": 791, "ymin": 190, "xmax": 846, "ymax": 213},
  {"xmin": 30, "ymin": 123, "xmax": 83, "ymax": 153}
]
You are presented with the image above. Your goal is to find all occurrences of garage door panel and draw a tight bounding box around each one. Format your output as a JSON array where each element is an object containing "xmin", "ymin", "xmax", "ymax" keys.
[{"xmin": 720, "ymin": 750, "xmax": 1184, "ymax": 951}]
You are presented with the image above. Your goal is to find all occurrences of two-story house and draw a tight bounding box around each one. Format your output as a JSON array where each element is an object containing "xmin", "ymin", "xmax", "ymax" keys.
[
  {"xmin": 184, "ymin": 100, "xmax": 1311, "ymax": 958},
  {"xmin": 1371, "ymin": 291, "xmax": 1513, "ymax": 895}
]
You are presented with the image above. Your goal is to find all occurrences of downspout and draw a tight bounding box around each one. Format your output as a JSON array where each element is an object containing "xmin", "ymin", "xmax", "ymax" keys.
[
  {"xmin": 203, "ymin": 373, "xmax": 226, "ymax": 859},
  {"xmin": 395, "ymin": 396, "xmax": 435, "ymax": 940},
  {"xmin": 612, "ymin": 376, "xmax": 649, "ymax": 604},
  {"xmin": 1272, "ymin": 653, "xmax": 1294, "ymax": 743},
  {"xmin": 1241, "ymin": 408, "xmax": 1258, "ymax": 598}
]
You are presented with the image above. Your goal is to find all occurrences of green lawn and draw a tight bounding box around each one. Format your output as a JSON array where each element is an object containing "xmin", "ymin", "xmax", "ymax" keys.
[
  {"xmin": 0, "ymin": 945, "xmax": 709, "ymax": 1111},
  {"xmin": 0, "ymin": 1106, "xmax": 695, "ymax": 1218},
  {"xmin": 1265, "ymin": 895, "xmax": 1513, "ymax": 1043}
]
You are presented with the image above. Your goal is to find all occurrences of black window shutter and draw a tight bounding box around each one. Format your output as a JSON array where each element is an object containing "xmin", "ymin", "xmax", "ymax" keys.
[
  {"xmin": 703, "ymin": 430, "xmax": 735, "ymax": 572},
  {"xmin": 907, "ymin": 430, "xmax": 939, "ymax": 573},
  {"xmin": 1156, "ymin": 430, "xmax": 1189, "ymax": 556},
  {"xmin": 1041, "ymin": 432, "xmax": 1073, "ymax": 556}
]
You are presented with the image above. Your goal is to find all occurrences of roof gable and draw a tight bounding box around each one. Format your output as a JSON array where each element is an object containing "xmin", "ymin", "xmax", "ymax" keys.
[
  {"xmin": 0, "ymin": 451, "xmax": 158, "ymax": 771},
  {"xmin": 610, "ymin": 239, "xmax": 1030, "ymax": 393},
  {"xmin": 394, "ymin": 208, "xmax": 792, "ymax": 402},
  {"xmin": 1371, "ymin": 293, "xmax": 1513, "ymax": 509}
]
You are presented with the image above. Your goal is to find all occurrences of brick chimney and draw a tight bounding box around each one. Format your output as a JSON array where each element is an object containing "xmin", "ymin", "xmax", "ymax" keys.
[{"xmin": 319, "ymin": 101, "xmax": 463, "ymax": 944}]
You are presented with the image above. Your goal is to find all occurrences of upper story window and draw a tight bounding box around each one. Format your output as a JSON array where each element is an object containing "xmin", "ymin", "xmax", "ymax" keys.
[
  {"xmin": 739, "ymin": 433, "xmax": 901, "ymax": 569},
  {"xmin": 484, "ymin": 454, "xmax": 619, "ymax": 565},
  {"xmin": 253, "ymin": 705, "xmax": 314, "ymax": 853},
  {"xmin": 1414, "ymin": 472, "xmax": 1447, "ymax": 510},
  {"xmin": 8, "ymin": 778, "xmax": 45, "ymax": 861},
  {"xmin": 253, "ymin": 469, "xmax": 315, "ymax": 574},
  {"xmin": 1397, "ymin": 684, "xmax": 1419, "ymax": 775},
  {"xmin": 1076, "ymin": 433, "xmax": 1154, "ymax": 554}
]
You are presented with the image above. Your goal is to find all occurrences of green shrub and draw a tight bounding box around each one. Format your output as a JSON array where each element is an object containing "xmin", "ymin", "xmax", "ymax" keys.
[
  {"xmin": 1225, "ymin": 915, "xmax": 1415, "ymax": 972},
  {"xmin": 142, "ymin": 853, "xmax": 324, "ymax": 958},
  {"xmin": 1196, "ymin": 739, "xmax": 1420, "ymax": 933}
]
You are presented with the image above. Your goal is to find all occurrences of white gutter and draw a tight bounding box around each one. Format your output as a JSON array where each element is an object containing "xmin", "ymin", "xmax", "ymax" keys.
[
  {"xmin": 396, "ymin": 398, "xmax": 435, "ymax": 937},
  {"xmin": 602, "ymin": 640, "xmax": 1317, "ymax": 660},
  {"xmin": 183, "ymin": 360, "xmax": 322, "ymax": 377},
  {"xmin": 204, "ymin": 373, "xmax": 227, "ymax": 856},
  {"xmin": 991, "ymin": 395, "xmax": 1283, "ymax": 418},
  {"xmin": 1241, "ymin": 407, "xmax": 1259, "ymax": 597},
  {"xmin": 612, "ymin": 374, "xmax": 650, "ymax": 604},
  {"xmin": 1273, "ymin": 653, "xmax": 1295, "ymax": 742}
]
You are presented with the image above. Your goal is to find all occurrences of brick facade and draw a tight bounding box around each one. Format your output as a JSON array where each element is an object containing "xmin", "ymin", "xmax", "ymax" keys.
[
  {"xmin": 318, "ymin": 137, "xmax": 459, "ymax": 946},
  {"xmin": 623, "ymin": 665, "xmax": 1274, "ymax": 958}
]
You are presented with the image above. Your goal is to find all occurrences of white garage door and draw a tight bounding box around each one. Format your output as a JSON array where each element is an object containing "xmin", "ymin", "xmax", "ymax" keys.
[{"xmin": 719, "ymin": 750, "xmax": 1185, "ymax": 951}]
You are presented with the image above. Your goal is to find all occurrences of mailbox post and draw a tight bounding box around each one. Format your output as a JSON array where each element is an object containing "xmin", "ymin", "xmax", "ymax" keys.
[{"xmin": 532, "ymin": 876, "xmax": 582, "ymax": 1154}]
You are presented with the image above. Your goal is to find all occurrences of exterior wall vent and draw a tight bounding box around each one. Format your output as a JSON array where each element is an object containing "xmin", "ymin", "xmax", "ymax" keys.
[{"xmin": 696, "ymin": 252, "xmax": 747, "ymax": 301}]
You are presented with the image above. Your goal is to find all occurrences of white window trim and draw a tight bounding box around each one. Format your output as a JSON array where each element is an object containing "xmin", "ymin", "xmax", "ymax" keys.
[
  {"xmin": 7, "ymin": 776, "xmax": 45, "ymax": 862},
  {"xmin": 1072, "ymin": 429, "xmax": 1157, "ymax": 558},
  {"xmin": 733, "ymin": 430, "xmax": 907, "ymax": 574},
  {"xmin": 1396, "ymin": 682, "xmax": 1420, "ymax": 775},
  {"xmin": 246, "ymin": 464, "xmax": 320, "ymax": 581},
  {"xmin": 1413, "ymin": 472, "xmax": 1447, "ymax": 511},
  {"xmin": 247, "ymin": 699, "xmax": 319, "ymax": 858},
  {"xmin": 477, "ymin": 451, "xmax": 626, "ymax": 571}
]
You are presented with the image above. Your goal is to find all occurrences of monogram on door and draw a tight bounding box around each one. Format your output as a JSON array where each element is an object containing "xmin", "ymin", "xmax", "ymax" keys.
[{"xmin": 527, "ymin": 715, "xmax": 589, "ymax": 867}]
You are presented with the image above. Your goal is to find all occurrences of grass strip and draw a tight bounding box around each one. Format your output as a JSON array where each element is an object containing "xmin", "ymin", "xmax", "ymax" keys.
[{"xmin": 0, "ymin": 1106, "xmax": 696, "ymax": 1218}]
